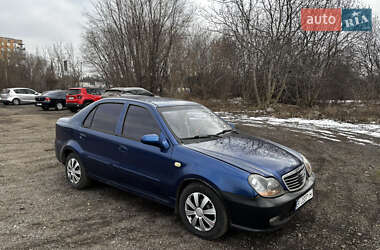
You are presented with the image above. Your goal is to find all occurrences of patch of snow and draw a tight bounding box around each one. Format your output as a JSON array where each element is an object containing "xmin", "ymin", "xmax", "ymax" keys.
[{"xmin": 218, "ymin": 112, "xmax": 380, "ymax": 147}]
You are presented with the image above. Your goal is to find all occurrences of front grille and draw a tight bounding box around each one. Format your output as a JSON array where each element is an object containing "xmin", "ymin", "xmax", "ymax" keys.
[{"xmin": 282, "ymin": 165, "xmax": 307, "ymax": 192}]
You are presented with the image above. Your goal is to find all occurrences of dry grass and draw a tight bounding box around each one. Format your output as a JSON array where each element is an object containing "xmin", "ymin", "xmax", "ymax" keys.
[{"xmin": 180, "ymin": 96, "xmax": 380, "ymax": 124}]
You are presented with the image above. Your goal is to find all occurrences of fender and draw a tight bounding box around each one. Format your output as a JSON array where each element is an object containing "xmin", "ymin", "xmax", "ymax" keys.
[
  {"xmin": 60, "ymin": 139, "xmax": 85, "ymax": 163},
  {"xmin": 174, "ymin": 175, "xmax": 226, "ymax": 214}
]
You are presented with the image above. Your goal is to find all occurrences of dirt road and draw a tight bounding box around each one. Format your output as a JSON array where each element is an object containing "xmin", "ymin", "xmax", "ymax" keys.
[{"xmin": 0, "ymin": 105, "xmax": 379, "ymax": 249}]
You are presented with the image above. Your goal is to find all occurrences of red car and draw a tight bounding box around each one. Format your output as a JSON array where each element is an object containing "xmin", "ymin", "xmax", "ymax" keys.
[{"xmin": 66, "ymin": 88, "xmax": 103, "ymax": 112}]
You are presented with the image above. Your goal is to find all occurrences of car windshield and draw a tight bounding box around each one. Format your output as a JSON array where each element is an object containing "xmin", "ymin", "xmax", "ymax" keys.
[{"xmin": 159, "ymin": 105, "xmax": 232, "ymax": 141}]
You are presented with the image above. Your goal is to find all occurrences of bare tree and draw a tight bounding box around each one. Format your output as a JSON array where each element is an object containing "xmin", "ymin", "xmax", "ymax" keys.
[{"xmin": 83, "ymin": 0, "xmax": 193, "ymax": 93}]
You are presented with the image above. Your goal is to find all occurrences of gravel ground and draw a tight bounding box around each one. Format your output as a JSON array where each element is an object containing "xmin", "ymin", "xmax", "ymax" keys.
[{"xmin": 0, "ymin": 105, "xmax": 379, "ymax": 250}]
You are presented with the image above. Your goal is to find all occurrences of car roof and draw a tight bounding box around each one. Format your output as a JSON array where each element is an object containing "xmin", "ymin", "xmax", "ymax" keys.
[
  {"xmin": 105, "ymin": 96, "xmax": 199, "ymax": 108},
  {"xmin": 110, "ymin": 87, "xmax": 147, "ymax": 91}
]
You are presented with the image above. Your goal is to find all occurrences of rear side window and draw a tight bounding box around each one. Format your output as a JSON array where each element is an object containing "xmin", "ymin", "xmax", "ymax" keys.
[
  {"xmin": 68, "ymin": 89, "xmax": 81, "ymax": 95},
  {"xmin": 83, "ymin": 107, "xmax": 97, "ymax": 128},
  {"xmin": 14, "ymin": 89, "xmax": 26, "ymax": 94},
  {"xmin": 90, "ymin": 103, "xmax": 124, "ymax": 134},
  {"xmin": 123, "ymin": 105, "xmax": 161, "ymax": 141},
  {"xmin": 87, "ymin": 89, "xmax": 101, "ymax": 95}
]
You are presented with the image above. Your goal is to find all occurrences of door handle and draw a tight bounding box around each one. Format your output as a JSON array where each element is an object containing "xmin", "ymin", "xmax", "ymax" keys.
[
  {"xmin": 118, "ymin": 145, "xmax": 128, "ymax": 152},
  {"xmin": 79, "ymin": 133, "xmax": 87, "ymax": 140}
]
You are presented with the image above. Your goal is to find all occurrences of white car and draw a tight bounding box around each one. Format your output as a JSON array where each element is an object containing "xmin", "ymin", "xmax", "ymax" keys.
[{"xmin": 1, "ymin": 88, "xmax": 40, "ymax": 105}]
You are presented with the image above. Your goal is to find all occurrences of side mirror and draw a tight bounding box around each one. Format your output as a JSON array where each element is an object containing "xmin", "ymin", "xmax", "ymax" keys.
[{"xmin": 141, "ymin": 134, "xmax": 170, "ymax": 150}]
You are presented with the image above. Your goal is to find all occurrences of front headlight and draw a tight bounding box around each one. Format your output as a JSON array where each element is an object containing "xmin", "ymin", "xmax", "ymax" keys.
[
  {"xmin": 302, "ymin": 155, "xmax": 313, "ymax": 177},
  {"xmin": 248, "ymin": 174, "xmax": 284, "ymax": 198}
]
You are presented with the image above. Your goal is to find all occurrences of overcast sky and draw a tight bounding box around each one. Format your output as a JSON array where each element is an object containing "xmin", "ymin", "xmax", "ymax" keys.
[{"xmin": 0, "ymin": 0, "xmax": 379, "ymax": 54}]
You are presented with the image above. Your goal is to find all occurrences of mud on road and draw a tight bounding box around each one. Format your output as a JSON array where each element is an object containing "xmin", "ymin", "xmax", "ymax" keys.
[{"xmin": 0, "ymin": 105, "xmax": 379, "ymax": 249}]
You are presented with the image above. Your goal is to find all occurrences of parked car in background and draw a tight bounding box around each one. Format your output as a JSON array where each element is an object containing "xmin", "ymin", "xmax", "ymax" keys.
[
  {"xmin": 1, "ymin": 88, "xmax": 40, "ymax": 105},
  {"xmin": 65, "ymin": 88, "xmax": 103, "ymax": 113},
  {"xmin": 35, "ymin": 90, "xmax": 68, "ymax": 111},
  {"xmin": 103, "ymin": 87, "xmax": 154, "ymax": 98},
  {"xmin": 55, "ymin": 96, "xmax": 315, "ymax": 239}
]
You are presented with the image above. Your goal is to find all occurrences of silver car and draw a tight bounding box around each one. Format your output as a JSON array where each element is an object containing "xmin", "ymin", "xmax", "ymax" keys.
[
  {"xmin": 103, "ymin": 87, "xmax": 155, "ymax": 97},
  {"xmin": 1, "ymin": 88, "xmax": 41, "ymax": 105}
]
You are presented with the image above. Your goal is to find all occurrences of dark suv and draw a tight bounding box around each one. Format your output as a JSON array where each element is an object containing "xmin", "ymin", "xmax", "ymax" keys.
[{"xmin": 66, "ymin": 88, "xmax": 103, "ymax": 112}]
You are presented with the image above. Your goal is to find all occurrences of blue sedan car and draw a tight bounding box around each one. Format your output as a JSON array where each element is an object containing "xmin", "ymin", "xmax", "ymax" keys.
[{"xmin": 55, "ymin": 96, "xmax": 315, "ymax": 239}]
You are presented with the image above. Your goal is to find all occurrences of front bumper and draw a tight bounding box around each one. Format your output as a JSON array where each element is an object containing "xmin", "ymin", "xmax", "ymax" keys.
[{"xmin": 223, "ymin": 175, "xmax": 315, "ymax": 232}]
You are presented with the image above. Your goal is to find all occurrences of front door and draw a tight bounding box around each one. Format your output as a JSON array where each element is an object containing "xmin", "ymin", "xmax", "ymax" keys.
[{"xmin": 113, "ymin": 104, "xmax": 173, "ymax": 201}]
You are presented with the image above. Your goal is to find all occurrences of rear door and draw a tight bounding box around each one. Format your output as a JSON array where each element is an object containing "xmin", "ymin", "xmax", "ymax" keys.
[
  {"xmin": 113, "ymin": 104, "xmax": 173, "ymax": 201},
  {"xmin": 78, "ymin": 103, "xmax": 125, "ymax": 182},
  {"xmin": 14, "ymin": 89, "xmax": 29, "ymax": 102}
]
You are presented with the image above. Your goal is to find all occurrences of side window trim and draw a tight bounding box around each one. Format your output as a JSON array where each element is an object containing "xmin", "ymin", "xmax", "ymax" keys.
[
  {"xmin": 122, "ymin": 104, "xmax": 162, "ymax": 141},
  {"xmin": 82, "ymin": 106, "xmax": 98, "ymax": 128},
  {"xmin": 83, "ymin": 102, "xmax": 125, "ymax": 135}
]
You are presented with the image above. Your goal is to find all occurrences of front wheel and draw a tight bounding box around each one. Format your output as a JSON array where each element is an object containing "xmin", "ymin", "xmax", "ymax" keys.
[
  {"xmin": 65, "ymin": 153, "xmax": 90, "ymax": 189},
  {"xmin": 179, "ymin": 183, "xmax": 228, "ymax": 240}
]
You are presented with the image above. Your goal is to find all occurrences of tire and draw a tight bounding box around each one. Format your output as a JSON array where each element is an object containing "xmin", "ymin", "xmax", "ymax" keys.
[
  {"xmin": 12, "ymin": 98, "xmax": 21, "ymax": 105},
  {"xmin": 55, "ymin": 102, "xmax": 63, "ymax": 111},
  {"xmin": 179, "ymin": 183, "xmax": 228, "ymax": 240},
  {"xmin": 42, "ymin": 106, "xmax": 49, "ymax": 111},
  {"xmin": 65, "ymin": 153, "xmax": 90, "ymax": 189}
]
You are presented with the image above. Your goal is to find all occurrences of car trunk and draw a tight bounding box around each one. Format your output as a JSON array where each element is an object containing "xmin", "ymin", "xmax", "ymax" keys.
[{"xmin": 1, "ymin": 89, "xmax": 10, "ymax": 100}]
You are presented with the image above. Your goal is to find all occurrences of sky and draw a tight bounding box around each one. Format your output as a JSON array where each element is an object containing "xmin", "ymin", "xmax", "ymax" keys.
[{"xmin": 0, "ymin": 0, "xmax": 379, "ymax": 54}]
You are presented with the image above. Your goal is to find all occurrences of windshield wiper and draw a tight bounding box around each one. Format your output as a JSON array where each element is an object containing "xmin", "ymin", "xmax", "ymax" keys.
[
  {"xmin": 181, "ymin": 134, "xmax": 221, "ymax": 141},
  {"xmin": 216, "ymin": 129, "xmax": 237, "ymax": 136}
]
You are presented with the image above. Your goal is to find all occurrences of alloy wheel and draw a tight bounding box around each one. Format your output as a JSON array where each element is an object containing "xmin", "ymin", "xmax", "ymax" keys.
[
  {"xmin": 67, "ymin": 158, "xmax": 81, "ymax": 184},
  {"xmin": 56, "ymin": 103, "xmax": 63, "ymax": 110},
  {"xmin": 185, "ymin": 192, "xmax": 217, "ymax": 232}
]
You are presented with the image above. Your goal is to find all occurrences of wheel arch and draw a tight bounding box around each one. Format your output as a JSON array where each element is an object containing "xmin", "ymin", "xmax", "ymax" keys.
[
  {"xmin": 175, "ymin": 177, "xmax": 227, "ymax": 215},
  {"xmin": 61, "ymin": 146, "xmax": 80, "ymax": 164}
]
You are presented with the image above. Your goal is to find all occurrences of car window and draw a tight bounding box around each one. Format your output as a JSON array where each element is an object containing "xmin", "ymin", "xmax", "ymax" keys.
[
  {"xmin": 14, "ymin": 89, "xmax": 25, "ymax": 94},
  {"xmin": 122, "ymin": 105, "xmax": 161, "ymax": 141},
  {"xmin": 68, "ymin": 89, "xmax": 81, "ymax": 95},
  {"xmin": 25, "ymin": 89, "xmax": 36, "ymax": 94},
  {"xmin": 83, "ymin": 107, "xmax": 97, "ymax": 128},
  {"xmin": 90, "ymin": 103, "xmax": 124, "ymax": 134},
  {"xmin": 137, "ymin": 89, "xmax": 154, "ymax": 96}
]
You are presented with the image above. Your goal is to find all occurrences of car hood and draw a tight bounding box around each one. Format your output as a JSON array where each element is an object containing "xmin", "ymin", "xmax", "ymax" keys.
[{"xmin": 184, "ymin": 133, "xmax": 302, "ymax": 177}]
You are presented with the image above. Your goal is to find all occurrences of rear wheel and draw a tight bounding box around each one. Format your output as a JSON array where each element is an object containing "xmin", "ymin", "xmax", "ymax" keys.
[
  {"xmin": 65, "ymin": 153, "xmax": 90, "ymax": 189},
  {"xmin": 55, "ymin": 102, "xmax": 64, "ymax": 111},
  {"xmin": 179, "ymin": 183, "xmax": 228, "ymax": 240},
  {"xmin": 12, "ymin": 99, "xmax": 20, "ymax": 105}
]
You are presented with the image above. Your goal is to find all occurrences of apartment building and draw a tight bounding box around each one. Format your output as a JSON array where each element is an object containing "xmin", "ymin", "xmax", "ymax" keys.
[{"xmin": 0, "ymin": 37, "xmax": 24, "ymax": 58}]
